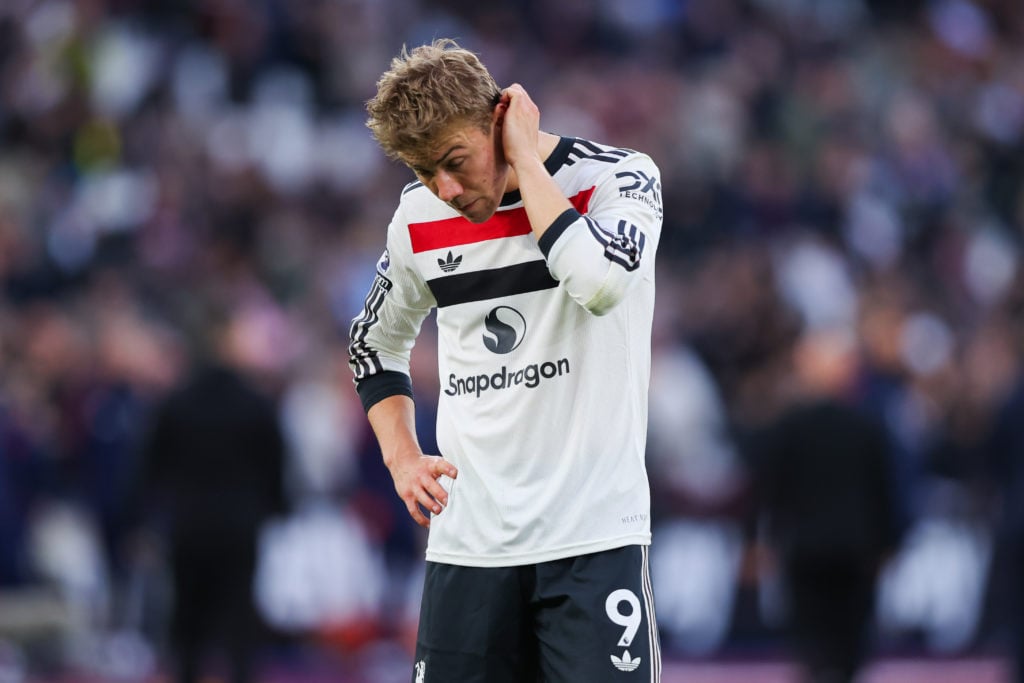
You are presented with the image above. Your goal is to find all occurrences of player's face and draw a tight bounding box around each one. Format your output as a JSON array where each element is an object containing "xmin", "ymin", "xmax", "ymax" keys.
[{"xmin": 408, "ymin": 117, "xmax": 509, "ymax": 224}]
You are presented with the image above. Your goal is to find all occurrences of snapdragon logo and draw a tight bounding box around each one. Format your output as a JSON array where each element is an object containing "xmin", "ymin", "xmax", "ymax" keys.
[
  {"xmin": 444, "ymin": 306, "xmax": 570, "ymax": 398},
  {"xmin": 482, "ymin": 306, "xmax": 526, "ymax": 354},
  {"xmin": 444, "ymin": 358, "xmax": 571, "ymax": 398}
]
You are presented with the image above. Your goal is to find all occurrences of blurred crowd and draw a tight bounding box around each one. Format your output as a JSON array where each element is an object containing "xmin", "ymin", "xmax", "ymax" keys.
[{"xmin": 1, "ymin": 0, "xmax": 1024, "ymax": 680}]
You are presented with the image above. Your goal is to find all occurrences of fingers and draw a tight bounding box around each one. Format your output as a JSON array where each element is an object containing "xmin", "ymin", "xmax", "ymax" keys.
[
  {"xmin": 504, "ymin": 82, "xmax": 526, "ymax": 96},
  {"xmin": 406, "ymin": 500, "xmax": 431, "ymax": 528},
  {"xmin": 398, "ymin": 456, "xmax": 458, "ymax": 528},
  {"xmin": 500, "ymin": 83, "xmax": 530, "ymax": 108},
  {"xmin": 404, "ymin": 485, "xmax": 445, "ymax": 528},
  {"xmin": 418, "ymin": 476, "xmax": 447, "ymax": 513},
  {"xmin": 434, "ymin": 457, "xmax": 458, "ymax": 479}
]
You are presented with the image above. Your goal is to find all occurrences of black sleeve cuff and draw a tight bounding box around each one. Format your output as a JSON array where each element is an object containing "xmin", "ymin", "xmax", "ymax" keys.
[
  {"xmin": 355, "ymin": 370, "xmax": 413, "ymax": 413},
  {"xmin": 538, "ymin": 208, "xmax": 581, "ymax": 258}
]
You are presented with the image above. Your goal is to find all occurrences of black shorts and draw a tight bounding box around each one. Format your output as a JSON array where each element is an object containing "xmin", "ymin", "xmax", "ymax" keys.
[{"xmin": 412, "ymin": 544, "xmax": 661, "ymax": 682}]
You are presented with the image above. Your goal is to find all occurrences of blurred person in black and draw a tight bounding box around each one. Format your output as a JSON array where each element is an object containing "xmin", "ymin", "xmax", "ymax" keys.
[
  {"xmin": 744, "ymin": 326, "xmax": 904, "ymax": 683},
  {"xmin": 135, "ymin": 302, "xmax": 288, "ymax": 683},
  {"xmin": 985, "ymin": 319, "xmax": 1024, "ymax": 683}
]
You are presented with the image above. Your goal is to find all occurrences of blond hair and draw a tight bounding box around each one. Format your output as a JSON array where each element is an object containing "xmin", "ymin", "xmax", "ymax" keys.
[{"xmin": 366, "ymin": 39, "xmax": 501, "ymax": 163}]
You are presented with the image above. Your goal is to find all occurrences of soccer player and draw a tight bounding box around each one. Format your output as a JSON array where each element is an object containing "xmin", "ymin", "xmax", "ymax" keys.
[{"xmin": 348, "ymin": 39, "xmax": 663, "ymax": 682}]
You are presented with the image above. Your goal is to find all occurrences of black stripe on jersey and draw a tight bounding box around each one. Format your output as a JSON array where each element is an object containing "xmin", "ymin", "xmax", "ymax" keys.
[
  {"xmin": 545, "ymin": 136, "xmax": 576, "ymax": 173},
  {"xmin": 348, "ymin": 272, "xmax": 392, "ymax": 379},
  {"xmin": 402, "ymin": 181, "xmax": 423, "ymax": 196},
  {"xmin": 427, "ymin": 260, "xmax": 557, "ymax": 307},
  {"xmin": 584, "ymin": 216, "xmax": 647, "ymax": 271},
  {"xmin": 565, "ymin": 139, "xmax": 631, "ymax": 166},
  {"xmin": 538, "ymin": 208, "xmax": 581, "ymax": 258}
]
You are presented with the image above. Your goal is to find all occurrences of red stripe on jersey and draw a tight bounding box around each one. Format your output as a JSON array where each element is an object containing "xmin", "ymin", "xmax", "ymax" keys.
[{"xmin": 408, "ymin": 187, "xmax": 595, "ymax": 253}]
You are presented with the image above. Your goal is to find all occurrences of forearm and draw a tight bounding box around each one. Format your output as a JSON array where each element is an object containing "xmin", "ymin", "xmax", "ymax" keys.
[
  {"xmin": 515, "ymin": 155, "xmax": 573, "ymax": 242},
  {"xmin": 366, "ymin": 393, "xmax": 457, "ymax": 527},
  {"xmin": 367, "ymin": 394, "xmax": 422, "ymax": 468}
]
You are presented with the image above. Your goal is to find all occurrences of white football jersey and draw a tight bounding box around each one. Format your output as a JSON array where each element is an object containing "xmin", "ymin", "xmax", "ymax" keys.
[{"xmin": 349, "ymin": 136, "xmax": 663, "ymax": 567}]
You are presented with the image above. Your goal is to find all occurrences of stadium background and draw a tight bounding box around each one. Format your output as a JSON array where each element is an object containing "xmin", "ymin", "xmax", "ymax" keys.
[{"xmin": 0, "ymin": 0, "xmax": 1022, "ymax": 681}]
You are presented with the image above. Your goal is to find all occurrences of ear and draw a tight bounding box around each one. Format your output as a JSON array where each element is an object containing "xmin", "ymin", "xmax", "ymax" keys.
[{"xmin": 492, "ymin": 98, "xmax": 507, "ymax": 128}]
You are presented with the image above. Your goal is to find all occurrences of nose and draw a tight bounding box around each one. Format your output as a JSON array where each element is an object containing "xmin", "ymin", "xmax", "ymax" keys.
[{"xmin": 434, "ymin": 170, "xmax": 463, "ymax": 203}]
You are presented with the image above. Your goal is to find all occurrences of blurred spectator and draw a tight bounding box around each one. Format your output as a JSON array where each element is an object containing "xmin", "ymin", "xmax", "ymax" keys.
[
  {"xmin": 0, "ymin": 404, "xmax": 54, "ymax": 587},
  {"xmin": 744, "ymin": 326, "xmax": 906, "ymax": 683},
  {"xmin": 985, "ymin": 325, "xmax": 1024, "ymax": 683},
  {"xmin": 134, "ymin": 303, "xmax": 289, "ymax": 683}
]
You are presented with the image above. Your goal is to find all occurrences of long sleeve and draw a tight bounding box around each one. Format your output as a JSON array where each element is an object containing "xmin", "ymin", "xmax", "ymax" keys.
[
  {"xmin": 537, "ymin": 152, "xmax": 662, "ymax": 315},
  {"xmin": 348, "ymin": 199, "xmax": 437, "ymax": 412}
]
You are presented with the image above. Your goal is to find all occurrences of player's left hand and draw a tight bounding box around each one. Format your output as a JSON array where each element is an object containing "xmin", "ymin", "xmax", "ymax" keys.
[{"xmin": 497, "ymin": 83, "xmax": 541, "ymax": 169}]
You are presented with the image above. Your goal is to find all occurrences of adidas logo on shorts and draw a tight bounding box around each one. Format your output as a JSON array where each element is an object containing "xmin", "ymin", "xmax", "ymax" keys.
[{"xmin": 611, "ymin": 649, "xmax": 641, "ymax": 672}]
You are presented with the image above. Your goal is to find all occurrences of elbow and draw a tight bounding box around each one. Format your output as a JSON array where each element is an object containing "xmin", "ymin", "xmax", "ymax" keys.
[
  {"xmin": 587, "ymin": 303, "xmax": 616, "ymax": 317},
  {"xmin": 582, "ymin": 287, "xmax": 624, "ymax": 316},
  {"xmin": 559, "ymin": 261, "xmax": 645, "ymax": 316},
  {"xmin": 571, "ymin": 270, "xmax": 638, "ymax": 315}
]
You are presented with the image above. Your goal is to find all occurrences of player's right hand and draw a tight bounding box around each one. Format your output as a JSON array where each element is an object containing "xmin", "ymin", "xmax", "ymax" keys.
[{"xmin": 389, "ymin": 454, "xmax": 458, "ymax": 528}]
